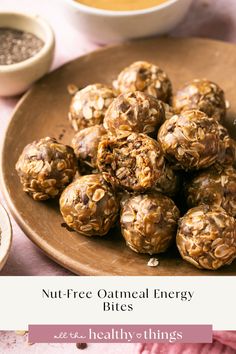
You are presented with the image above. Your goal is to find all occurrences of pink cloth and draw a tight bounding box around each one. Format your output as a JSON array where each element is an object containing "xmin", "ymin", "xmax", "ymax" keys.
[
  {"xmin": 0, "ymin": 331, "xmax": 134, "ymax": 354},
  {"xmin": 0, "ymin": 331, "xmax": 236, "ymax": 354},
  {"xmin": 135, "ymin": 332, "xmax": 236, "ymax": 354}
]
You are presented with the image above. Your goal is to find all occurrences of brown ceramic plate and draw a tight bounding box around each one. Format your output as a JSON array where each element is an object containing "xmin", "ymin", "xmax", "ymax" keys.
[{"xmin": 1, "ymin": 37, "xmax": 236, "ymax": 276}]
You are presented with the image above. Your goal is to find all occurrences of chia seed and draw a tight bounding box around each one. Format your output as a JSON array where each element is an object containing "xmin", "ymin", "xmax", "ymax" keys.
[{"xmin": 0, "ymin": 27, "xmax": 44, "ymax": 65}]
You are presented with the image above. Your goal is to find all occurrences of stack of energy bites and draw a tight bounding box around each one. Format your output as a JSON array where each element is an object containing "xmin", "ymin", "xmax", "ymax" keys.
[{"xmin": 16, "ymin": 60, "xmax": 236, "ymax": 271}]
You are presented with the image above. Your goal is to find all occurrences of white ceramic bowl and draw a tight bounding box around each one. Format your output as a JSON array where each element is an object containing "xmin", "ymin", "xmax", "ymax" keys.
[
  {"xmin": 62, "ymin": 0, "xmax": 192, "ymax": 44},
  {"xmin": 0, "ymin": 12, "xmax": 55, "ymax": 97},
  {"xmin": 0, "ymin": 203, "xmax": 12, "ymax": 271}
]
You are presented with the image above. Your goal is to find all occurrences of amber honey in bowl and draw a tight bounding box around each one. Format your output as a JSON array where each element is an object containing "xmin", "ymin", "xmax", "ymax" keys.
[{"xmin": 74, "ymin": 0, "xmax": 169, "ymax": 11}]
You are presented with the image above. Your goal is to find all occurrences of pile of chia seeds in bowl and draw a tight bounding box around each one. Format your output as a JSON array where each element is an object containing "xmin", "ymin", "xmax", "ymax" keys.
[{"xmin": 0, "ymin": 27, "xmax": 44, "ymax": 65}]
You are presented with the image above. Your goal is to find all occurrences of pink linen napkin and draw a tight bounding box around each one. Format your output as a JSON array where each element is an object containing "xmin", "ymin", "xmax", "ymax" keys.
[{"xmin": 134, "ymin": 331, "xmax": 236, "ymax": 354}]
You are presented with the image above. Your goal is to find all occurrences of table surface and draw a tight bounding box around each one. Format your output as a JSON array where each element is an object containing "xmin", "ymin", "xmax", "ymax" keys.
[{"xmin": 0, "ymin": 1, "xmax": 236, "ymax": 353}]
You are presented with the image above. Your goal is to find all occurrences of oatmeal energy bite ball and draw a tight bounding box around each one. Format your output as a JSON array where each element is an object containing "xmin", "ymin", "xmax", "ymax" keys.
[
  {"xmin": 162, "ymin": 102, "xmax": 175, "ymax": 120},
  {"xmin": 103, "ymin": 91, "xmax": 165, "ymax": 136},
  {"xmin": 113, "ymin": 61, "xmax": 172, "ymax": 103},
  {"xmin": 121, "ymin": 193, "xmax": 180, "ymax": 255},
  {"xmin": 177, "ymin": 205, "xmax": 236, "ymax": 270},
  {"xmin": 185, "ymin": 166, "xmax": 236, "ymax": 218},
  {"xmin": 72, "ymin": 124, "xmax": 107, "ymax": 174},
  {"xmin": 217, "ymin": 124, "xmax": 236, "ymax": 167},
  {"xmin": 154, "ymin": 163, "xmax": 180, "ymax": 197},
  {"xmin": 59, "ymin": 174, "xmax": 119, "ymax": 236},
  {"xmin": 172, "ymin": 79, "xmax": 226, "ymax": 122},
  {"xmin": 97, "ymin": 132, "xmax": 165, "ymax": 192},
  {"xmin": 16, "ymin": 137, "xmax": 77, "ymax": 201},
  {"xmin": 69, "ymin": 83, "xmax": 116, "ymax": 131},
  {"xmin": 158, "ymin": 110, "xmax": 221, "ymax": 170}
]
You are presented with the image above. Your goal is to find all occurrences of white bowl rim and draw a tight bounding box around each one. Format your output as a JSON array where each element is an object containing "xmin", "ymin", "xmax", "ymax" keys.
[
  {"xmin": 65, "ymin": 0, "xmax": 180, "ymax": 17},
  {"xmin": 0, "ymin": 203, "xmax": 12, "ymax": 270},
  {"xmin": 0, "ymin": 12, "xmax": 55, "ymax": 73}
]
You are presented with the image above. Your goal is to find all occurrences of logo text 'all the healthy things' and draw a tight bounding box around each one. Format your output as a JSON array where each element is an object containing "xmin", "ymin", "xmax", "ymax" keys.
[{"xmin": 28, "ymin": 325, "xmax": 212, "ymax": 344}]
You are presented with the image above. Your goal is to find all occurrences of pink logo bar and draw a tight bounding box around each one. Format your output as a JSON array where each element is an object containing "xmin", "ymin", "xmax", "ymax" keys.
[{"xmin": 28, "ymin": 325, "xmax": 212, "ymax": 344}]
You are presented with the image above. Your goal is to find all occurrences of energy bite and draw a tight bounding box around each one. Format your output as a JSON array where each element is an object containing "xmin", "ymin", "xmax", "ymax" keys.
[
  {"xmin": 177, "ymin": 205, "xmax": 236, "ymax": 270},
  {"xmin": 162, "ymin": 102, "xmax": 175, "ymax": 120},
  {"xmin": 97, "ymin": 132, "xmax": 165, "ymax": 192},
  {"xmin": 172, "ymin": 79, "xmax": 226, "ymax": 122},
  {"xmin": 113, "ymin": 61, "xmax": 172, "ymax": 103},
  {"xmin": 59, "ymin": 174, "xmax": 119, "ymax": 236},
  {"xmin": 69, "ymin": 83, "xmax": 116, "ymax": 131},
  {"xmin": 217, "ymin": 124, "xmax": 236, "ymax": 167},
  {"xmin": 185, "ymin": 166, "xmax": 236, "ymax": 218},
  {"xmin": 153, "ymin": 163, "xmax": 180, "ymax": 197},
  {"xmin": 103, "ymin": 91, "xmax": 165, "ymax": 136},
  {"xmin": 120, "ymin": 193, "xmax": 180, "ymax": 255},
  {"xmin": 158, "ymin": 110, "xmax": 221, "ymax": 170},
  {"xmin": 72, "ymin": 125, "xmax": 107, "ymax": 174},
  {"xmin": 15, "ymin": 137, "xmax": 77, "ymax": 201}
]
